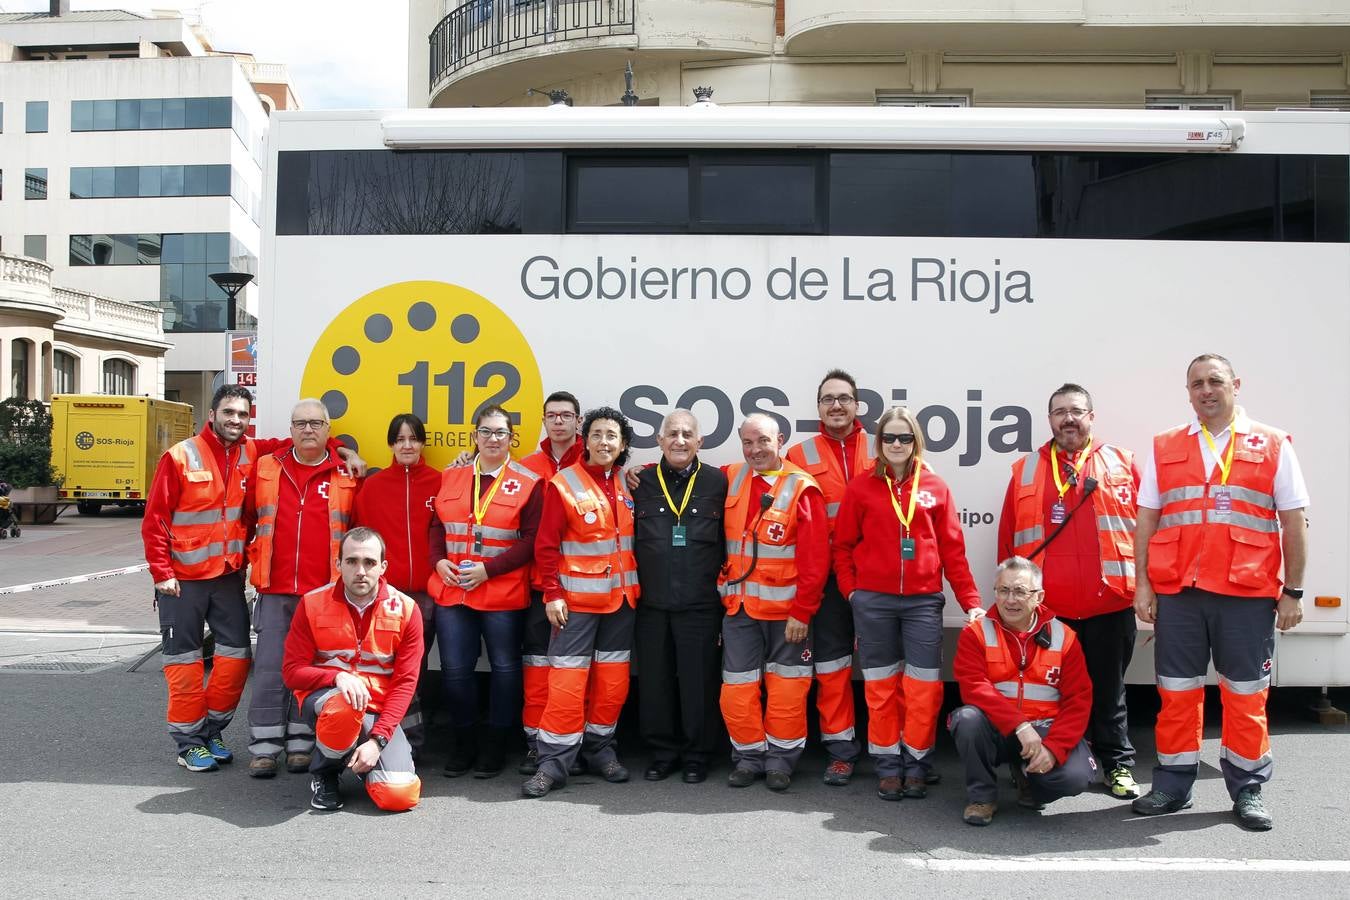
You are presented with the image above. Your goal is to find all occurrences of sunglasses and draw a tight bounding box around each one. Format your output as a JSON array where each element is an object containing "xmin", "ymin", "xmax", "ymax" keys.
[{"xmin": 880, "ymin": 433, "xmax": 916, "ymax": 445}]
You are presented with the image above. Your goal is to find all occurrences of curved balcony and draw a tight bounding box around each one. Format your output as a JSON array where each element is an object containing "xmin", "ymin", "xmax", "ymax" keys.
[{"xmin": 0, "ymin": 254, "xmax": 62, "ymax": 323}]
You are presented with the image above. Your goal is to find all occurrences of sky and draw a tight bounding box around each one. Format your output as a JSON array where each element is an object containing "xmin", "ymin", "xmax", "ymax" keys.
[{"xmin": 1, "ymin": 0, "xmax": 409, "ymax": 109}]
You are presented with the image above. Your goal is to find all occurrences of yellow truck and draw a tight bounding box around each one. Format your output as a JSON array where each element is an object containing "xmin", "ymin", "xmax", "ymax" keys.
[{"xmin": 50, "ymin": 395, "xmax": 194, "ymax": 515}]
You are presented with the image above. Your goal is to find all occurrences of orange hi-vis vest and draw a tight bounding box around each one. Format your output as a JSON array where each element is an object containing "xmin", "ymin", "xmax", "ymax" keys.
[
  {"xmin": 977, "ymin": 615, "xmax": 1077, "ymax": 721},
  {"xmin": 787, "ymin": 432, "xmax": 873, "ymax": 531},
  {"xmin": 1010, "ymin": 443, "xmax": 1138, "ymax": 599},
  {"xmin": 551, "ymin": 463, "xmax": 639, "ymax": 613},
  {"xmin": 249, "ymin": 454, "xmax": 357, "ymax": 591},
  {"xmin": 719, "ymin": 461, "xmax": 818, "ymax": 620},
  {"xmin": 428, "ymin": 460, "xmax": 540, "ymax": 611},
  {"xmin": 292, "ymin": 581, "xmax": 417, "ymax": 713},
  {"xmin": 165, "ymin": 433, "xmax": 254, "ymax": 580},
  {"xmin": 1146, "ymin": 414, "xmax": 1287, "ymax": 598}
]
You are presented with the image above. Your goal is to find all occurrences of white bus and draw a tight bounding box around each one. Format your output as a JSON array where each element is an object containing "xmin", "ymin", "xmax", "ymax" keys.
[{"xmin": 257, "ymin": 104, "xmax": 1349, "ymax": 687}]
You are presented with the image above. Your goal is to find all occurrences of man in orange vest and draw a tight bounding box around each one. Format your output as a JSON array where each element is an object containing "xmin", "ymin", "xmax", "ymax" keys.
[
  {"xmin": 1131, "ymin": 354, "xmax": 1308, "ymax": 831},
  {"xmin": 246, "ymin": 398, "xmax": 360, "ymax": 779},
  {"xmin": 721, "ymin": 413, "xmax": 830, "ymax": 791},
  {"xmin": 282, "ymin": 526, "xmax": 423, "ymax": 812},
  {"xmin": 785, "ymin": 369, "xmax": 867, "ymax": 786},
  {"xmin": 998, "ymin": 383, "xmax": 1141, "ymax": 800},
  {"xmin": 142, "ymin": 385, "xmax": 257, "ymax": 772},
  {"xmin": 949, "ymin": 556, "xmax": 1098, "ymax": 826}
]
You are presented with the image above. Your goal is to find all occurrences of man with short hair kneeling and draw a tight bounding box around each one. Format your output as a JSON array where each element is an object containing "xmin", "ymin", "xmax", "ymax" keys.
[
  {"xmin": 948, "ymin": 556, "xmax": 1098, "ymax": 826},
  {"xmin": 283, "ymin": 526, "xmax": 424, "ymax": 812}
]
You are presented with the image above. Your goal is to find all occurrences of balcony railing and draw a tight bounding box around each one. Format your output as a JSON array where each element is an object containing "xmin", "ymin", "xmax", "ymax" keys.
[{"xmin": 430, "ymin": 0, "xmax": 636, "ymax": 88}]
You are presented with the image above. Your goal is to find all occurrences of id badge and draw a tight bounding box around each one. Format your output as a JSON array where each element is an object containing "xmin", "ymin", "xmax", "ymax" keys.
[
  {"xmin": 1212, "ymin": 487, "xmax": 1232, "ymax": 519},
  {"xmin": 472, "ymin": 526, "xmax": 484, "ymax": 555},
  {"xmin": 1049, "ymin": 501, "xmax": 1067, "ymax": 525},
  {"xmin": 901, "ymin": 537, "xmax": 916, "ymax": 560},
  {"xmin": 671, "ymin": 525, "xmax": 687, "ymax": 547}
]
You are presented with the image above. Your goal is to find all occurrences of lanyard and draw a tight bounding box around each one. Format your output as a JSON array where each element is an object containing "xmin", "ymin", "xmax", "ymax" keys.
[
  {"xmin": 1050, "ymin": 436, "xmax": 1092, "ymax": 500},
  {"xmin": 1200, "ymin": 417, "xmax": 1237, "ymax": 485},
  {"xmin": 472, "ymin": 460, "xmax": 505, "ymax": 524},
  {"xmin": 657, "ymin": 461, "xmax": 700, "ymax": 523},
  {"xmin": 884, "ymin": 464, "xmax": 921, "ymax": 531}
]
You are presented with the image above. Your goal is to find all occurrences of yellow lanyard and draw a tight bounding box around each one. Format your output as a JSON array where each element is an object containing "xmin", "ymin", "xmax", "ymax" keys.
[
  {"xmin": 1050, "ymin": 436, "xmax": 1092, "ymax": 500},
  {"xmin": 472, "ymin": 461, "xmax": 505, "ymax": 524},
  {"xmin": 884, "ymin": 464, "xmax": 922, "ymax": 531},
  {"xmin": 657, "ymin": 461, "xmax": 700, "ymax": 523},
  {"xmin": 1200, "ymin": 418, "xmax": 1237, "ymax": 486}
]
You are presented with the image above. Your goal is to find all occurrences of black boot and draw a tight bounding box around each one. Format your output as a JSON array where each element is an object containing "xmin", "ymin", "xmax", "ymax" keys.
[
  {"xmin": 443, "ymin": 727, "xmax": 476, "ymax": 777},
  {"xmin": 473, "ymin": 728, "xmax": 510, "ymax": 779}
]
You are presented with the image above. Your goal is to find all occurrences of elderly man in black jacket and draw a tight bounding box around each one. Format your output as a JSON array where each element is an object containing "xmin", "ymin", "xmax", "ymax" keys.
[{"xmin": 633, "ymin": 409, "xmax": 728, "ymax": 784}]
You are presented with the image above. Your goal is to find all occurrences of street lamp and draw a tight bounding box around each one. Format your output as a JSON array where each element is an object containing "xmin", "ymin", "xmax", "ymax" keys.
[{"xmin": 209, "ymin": 271, "xmax": 254, "ymax": 331}]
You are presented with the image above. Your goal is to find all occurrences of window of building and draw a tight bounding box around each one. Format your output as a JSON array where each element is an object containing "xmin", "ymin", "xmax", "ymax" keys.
[
  {"xmin": 1145, "ymin": 95, "xmax": 1236, "ymax": 111},
  {"xmin": 25, "ymin": 168, "xmax": 48, "ymax": 200},
  {"xmin": 876, "ymin": 93, "xmax": 971, "ymax": 107},
  {"xmin": 70, "ymin": 97, "xmax": 233, "ymax": 132},
  {"xmin": 10, "ymin": 340, "xmax": 31, "ymax": 400},
  {"xmin": 26, "ymin": 101, "xmax": 48, "ymax": 133},
  {"xmin": 1309, "ymin": 95, "xmax": 1350, "ymax": 111},
  {"xmin": 69, "ymin": 164, "xmax": 232, "ymax": 199},
  {"xmin": 103, "ymin": 359, "xmax": 135, "ymax": 395},
  {"xmin": 23, "ymin": 235, "xmax": 47, "ymax": 261},
  {"xmin": 53, "ymin": 351, "xmax": 77, "ymax": 394}
]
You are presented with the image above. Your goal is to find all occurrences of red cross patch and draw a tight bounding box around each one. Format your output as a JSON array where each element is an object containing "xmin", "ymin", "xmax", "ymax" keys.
[
  {"xmin": 425, "ymin": 495, "xmax": 436, "ymax": 511},
  {"xmin": 317, "ymin": 480, "xmax": 330, "ymax": 499},
  {"xmin": 1113, "ymin": 484, "xmax": 1133, "ymax": 505},
  {"xmin": 1044, "ymin": 666, "xmax": 1061, "ymax": 686},
  {"xmin": 385, "ymin": 595, "xmax": 401, "ymax": 614},
  {"xmin": 800, "ymin": 648, "xmax": 813, "ymax": 663},
  {"xmin": 916, "ymin": 490, "xmax": 937, "ymax": 509},
  {"xmin": 1244, "ymin": 433, "xmax": 1268, "ymax": 451},
  {"xmin": 501, "ymin": 478, "xmax": 522, "ymax": 496},
  {"xmin": 1262, "ymin": 657, "xmax": 1272, "ymax": 674},
  {"xmin": 766, "ymin": 522, "xmax": 786, "ymax": 542}
]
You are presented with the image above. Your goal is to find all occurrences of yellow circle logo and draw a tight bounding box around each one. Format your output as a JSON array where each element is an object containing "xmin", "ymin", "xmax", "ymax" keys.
[{"xmin": 301, "ymin": 281, "xmax": 543, "ymax": 470}]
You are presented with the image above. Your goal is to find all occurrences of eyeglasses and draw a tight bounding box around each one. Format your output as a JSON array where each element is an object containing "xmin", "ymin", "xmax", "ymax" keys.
[
  {"xmin": 1050, "ymin": 407, "xmax": 1091, "ymax": 419},
  {"xmin": 291, "ymin": 419, "xmax": 328, "ymax": 431},
  {"xmin": 880, "ymin": 433, "xmax": 916, "ymax": 445},
  {"xmin": 477, "ymin": 428, "xmax": 511, "ymax": 441},
  {"xmin": 818, "ymin": 395, "xmax": 856, "ymax": 407},
  {"xmin": 544, "ymin": 412, "xmax": 577, "ymax": 422},
  {"xmin": 994, "ymin": 586, "xmax": 1041, "ymax": 601}
]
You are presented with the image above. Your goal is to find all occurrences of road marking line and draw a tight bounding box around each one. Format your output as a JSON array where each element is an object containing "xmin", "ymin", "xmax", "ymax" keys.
[
  {"xmin": 0, "ymin": 564, "xmax": 149, "ymax": 596},
  {"xmin": 905, "ymin": 858, "xmax": 1350, "ymax": 873}
]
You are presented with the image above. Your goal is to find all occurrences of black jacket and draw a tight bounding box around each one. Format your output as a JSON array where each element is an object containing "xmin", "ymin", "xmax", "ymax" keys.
[{"xmin": 633, "ymin": 457, "xmax": 727, "ymax": 611}]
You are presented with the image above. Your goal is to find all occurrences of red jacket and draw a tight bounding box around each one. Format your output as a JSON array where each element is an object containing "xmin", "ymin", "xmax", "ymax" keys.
[
  {"xmin": 520, "ymin": 438, "xmax": 583, "ymax": 482},
  {"xmin": 833, "ymin": 465, "xmax": 980, "ymax": 610},
  {"xmin": 352, "ymin": 458, "xmax": 441, "ymax": 594},
  {"xmin": 997, "ymin": 442, "xmax": 1141, "ymax": 619},
  {"xmin": 952, "ymin": 605, "xmax": 1091, "ymax": 765},
  {"xmin": 281, "ymin": 578, "xmax": 423, "ymax": 743},
  {"xmin": 257, "ymin": 448, "xmax": 360, "ymax": 596}
]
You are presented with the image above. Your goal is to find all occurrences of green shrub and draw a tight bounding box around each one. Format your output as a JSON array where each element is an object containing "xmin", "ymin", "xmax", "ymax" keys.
[{"xmin": 0, "ymin": 398, "xmax": 57, "ymax": 488}]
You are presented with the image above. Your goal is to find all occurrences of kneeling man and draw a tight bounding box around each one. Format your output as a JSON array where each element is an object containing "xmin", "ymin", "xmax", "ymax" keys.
[
  {"xmin": 283, "ymin": 526, "xmax": 424, "ymax": 811},
  {"xmin": 948, "ymin": 556, "xmax": 1098, "ymax": 825}
]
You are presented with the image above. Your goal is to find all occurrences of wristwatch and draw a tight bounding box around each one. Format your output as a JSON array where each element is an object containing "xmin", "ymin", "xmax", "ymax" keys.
[
  {"xmin": 371, "ymin": 733, "xmax": 389, "ymax": 750},
  {"xmin": 1281, "ymin": 587, "xmax": 1305, "ymax": 601}
]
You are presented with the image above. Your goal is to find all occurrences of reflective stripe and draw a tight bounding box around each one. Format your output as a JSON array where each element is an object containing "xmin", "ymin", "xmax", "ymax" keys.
[
  {"xmin": 981, "ymin": 617, "xmax": 999, "ymax": 647},
  {"xmin": 730, "ymin": 737, "xmax": 766, "ymax": 752},
  {"xmin": 361, "ymin": 650, "xmax": 395, "ymax": 664},
  {"xmin": 821, "ymin": 728, "xmax": 855, "ymax": 742},
  {"xmin": 558, "ymin": 468, "xmax": 588, "ymax": 499},
  {"xmin": 251, "ymin": 725, "xmax": 285, "ymax": 739},
  {"xmin": 550, "ymin": 654, "xmax": 591, "ymax": 669},
  {"xmin": 1020, "ymin": 451, "xmax": 1039, "ymax": 486},
  {"xmin": 584, "ymin": 722, "xmax": 616, "ymax": 737},
  {"xmin": 765, "ymin": 662, "xmax": 813, "ymax": 679},
  {"xmin": 724, "ymin": 539, "xmax": 798, "ymax": 560},
  {"xmin": 1022, "ymin": 684, "xmax": 1060, "ymax": 702},
  {"xmin": 799, "ymin": 438, "xmax": 821, "ymax": 466},
  {"xmin": 723, "ymin": 669, "xmax": 761, "ymax": 685},
  {"xmin": 162, "ymin": 650, "xmax": 203, "ymax": 666},
  {"xmin": 994, "ymin": 680, "xmax": 1021, "ymax": 699},
  {"xmin": 1097, "ymin": 515, "xmax": 1136, "ymax": 532},
  {"xmin": 861, "ymin": 662, "xmax": 902, "ymax": 681},
  {"xmin": 1102, "ymin": 560, "xmax": 1136, "ymax": 578},
  {"xmin": 903, "ymin": 664, "xmax": 941, "ymax": 682},
  {"xmin": 1219, "ymin": 744, "xmax": 1273, "ymax": 772},
  {"xmin": 206, "ymin": 708, "xmax": 236, "ymax": 721},
  {"xmin": 1047, "ymin": 619, "xmax": 1065, "ymax": 652},
  {"xmin": 444, "ymin": 522, "xmax": 470, "ymax": 535},
  {"xmin": 170, "ymin": 543, "xmax": 223, "ymax": 565},
  {"xmin": 225, "ymin": 540, "xmax": 246, "ymax": 555},
  {"xmin": 1098, "ymin": 446, "xmax": 1124, "ymax": 470},
  {"xmin": 538, "ymin": 728, "xmax": 583, "ymax": 747},
  {"xmin": 593, "ymin": 650, "xmax": 630, "ymax": 664},
  {"xmin": 1219, "ymin": 674, "xmax": 1270, "ymax": 695},
  {"xmin": 255, "ymin": 524, "xmax": 273, "ymax": 538},
  {"xmin": 1227, "ymin": 485, "xmax": 1276, "ymax": 510},
  {"xmin": 477, "ymin": 545, "xmax": 509, "ymax": 559},
  {"xmin": 619, "ymin": 535, "xmax": 634, "ymax": 551},
  {"xmin": 728, "ymin": 464, "xmax": 750, "ymax": 497},
  {"xmin": 168, "ymin": 717, "xmax": 206, "ymax": 734},
  {"xmin": 1158, "ymin": 485, "xmax": 1207, "ymax": 505},
  {"xmin": 171, "ymin": 510, "xmax": 222, "ymax": 526},
  {"xmin": 251, "ymin": 741, "xmax": 283, "ymax": 755},
  {"xmin": 355, "ymin": 664, "xmax": 395, "ymax": 676},
  {"xmin": 1228, "ymin": 512, "xmax": 1280, "ymax": 533},
  {"xmin": 722, "ymin": 581, "xmax": 797, "ymax": 602},
  {"xmin": 869, "ymin": 741, "xmax": 902, "ymax": 756},
  {"xmin": 213, "ymin": 643, "xmax": 251, "ymax": 660},
  {"xmin": 1013, "ymin": 525, "xmax": 1043, "ymax": 547},
  {"xmin": 318, "ymin": 649, "xmax": 356, "ymax": 661},
  {"xmin": 901, "ymin": 740, "xmax": 934, "ymax": 760},
  {"xmin": 364, "ymin": 770, "xmax": 418, "ymax": 785},
  {"xmin": 559, "ymin": 572, "xmax": 632, "ymax": 594},
  {"xmin": 224, "ymin": 506, "xmax": 243, "ymax": 522},
  {"xmin": 477, "ymin": 524, "xmax": 520, "ymax": 541},
  {"xmin": 561, "ymin": 539, "xmax": 617, "ymax": 556},
  {"xmin": 826, "ymin": 502, "xmax": 841, "ymax": 519},
  {"xmin": 766, "ymin": 733, "xmax": 807, "ymax": 750},
  {"xmin": 1158, "ymin": 510, "xmax": 1205, "ymax": 529},
  {"xmin": 182, "ymin": 441, "xmax": 204, "ymax": 471},
  {"xmin": 773, "ymin": 475, "xmax": 804, "ymax": 511},
  {"xmin": 237, "ymin": 444, "xmax": 250, "ymax": 466},
  {"xmin": 522, "ymin": 655, "xmax": 550, "ymax": 667},
  {"xmin": 814, "ymin": 655, "xmax": 853, "ymax": 675}
]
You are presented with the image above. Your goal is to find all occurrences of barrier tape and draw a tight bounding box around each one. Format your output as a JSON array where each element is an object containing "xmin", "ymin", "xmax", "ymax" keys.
[{"xmin": 0, "ymin": 564, "xmax": 149, "ymax": 596}]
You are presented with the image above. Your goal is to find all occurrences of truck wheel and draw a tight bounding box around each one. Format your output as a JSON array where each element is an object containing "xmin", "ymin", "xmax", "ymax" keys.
[{"xmin": 77, "ymin": 501, "xmax": 102, "ymax": 516}]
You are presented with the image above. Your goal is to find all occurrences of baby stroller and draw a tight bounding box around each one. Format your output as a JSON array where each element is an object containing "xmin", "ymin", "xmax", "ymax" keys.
[{"xmin": 0, "ymin": 482, "xmax": 20, "ymax": 539}]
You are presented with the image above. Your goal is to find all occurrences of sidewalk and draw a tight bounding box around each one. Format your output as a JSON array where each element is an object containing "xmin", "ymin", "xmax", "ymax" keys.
[{"xmin": 0, "ymin": 509, "xmax": 160, "ymax": 633}]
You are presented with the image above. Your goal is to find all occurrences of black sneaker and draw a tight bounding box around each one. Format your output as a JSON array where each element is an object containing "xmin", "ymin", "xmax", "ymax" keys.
[
  {"xmin": 517, "ymin": 747, "xmax": 540, "ymax": 776},
  {"xmin": 765, "ymin": 770, "xmax": 791, "ymax": 792},
  {"xmin": 1233, "ymin": 787, "xmax": 1273, "ymax": 831},
  {"xmin": 1131, "ymin": 789, "xmax": 1193, "ymax": 816},
  {"xmin": 727, "ymin": 767, "xmax": 757, "ymax": 788},
  {"xmin": 310, "ymin": 773, "xmax": 343, "ymax": 811},
  {"xmin": 521, "ymin": 772, "xmax": 556, "ymax": 799}
]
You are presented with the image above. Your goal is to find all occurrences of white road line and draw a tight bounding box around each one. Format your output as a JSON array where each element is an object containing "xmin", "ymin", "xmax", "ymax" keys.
[
  {"xmin": 0, "ymin": 564, "xmax": 149, "ymax": 596},
  {"xmin": 906, "ymin": 858, "xmax": 1350, "ymax": 873}
]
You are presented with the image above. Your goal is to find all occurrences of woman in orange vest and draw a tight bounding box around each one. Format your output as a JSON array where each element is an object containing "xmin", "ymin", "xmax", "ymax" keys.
[
  {"xmin": 522, "ymin": 406, "xmax": 640, "ymax": 798},
  {"xmin": 430, "ymin": 406, "xmax": 543, "ymax": 779},
  {"xmin": 833, "ymin": 406, "xmax": 984, "ymax": 801}
]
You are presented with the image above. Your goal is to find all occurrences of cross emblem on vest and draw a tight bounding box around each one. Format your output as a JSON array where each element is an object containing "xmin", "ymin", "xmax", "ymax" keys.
[
  {"xmin": 425, "ymin": 495, "xmax": 435, "ymax": 511},
  {"xmin": 766, "ymin": 522, "xmax": 786, "ymax": 543},
  {"xmin": 501, "ymin": 478, "xmax": 522, "ymax": 496},
  {"xmin": 1113, "ymin": 484, "xmax": 1133, "ymax": 505},
  {"xmin": 1244, "ymin": 433, "xmax": 1268, "ymax": 451},
  {"xmin": 1044, "ymin": 665, "xmax": 1061, "ymax": 686},
  {"xmin": 916, "ymin": 490, "xmax": 937, "ymax": 509},
  {"xmin": 317, "ymin": 480, "xmax": 330, "ymax": 499}
]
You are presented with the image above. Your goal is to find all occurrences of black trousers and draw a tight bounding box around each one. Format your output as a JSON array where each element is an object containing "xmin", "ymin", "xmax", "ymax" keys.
[
  {"xmin": 948, "ymin": 706, "xmax": 1099, "ymax": 805},
  {"xmin": 1059, "ymin": 607, "xmax": 1136, "ymax": 770},
  {"xmin": 636, "ymin": 604, "xmax": 724, "ymax": 764}
]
